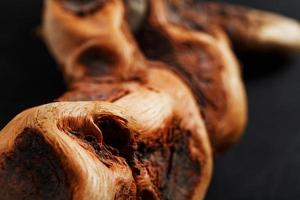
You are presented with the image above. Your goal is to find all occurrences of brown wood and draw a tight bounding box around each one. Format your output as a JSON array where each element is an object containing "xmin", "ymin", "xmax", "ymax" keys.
[{"xmin": 0, "ymin": 0, "xmax": 299, "ymax": 199}]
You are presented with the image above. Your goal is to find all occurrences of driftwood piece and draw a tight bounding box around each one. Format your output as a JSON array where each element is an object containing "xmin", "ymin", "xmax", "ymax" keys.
[
  {"xmin": 168, "ymin": 1, "xmax": 300, "ymax": 52},
  {"xmin": 0, "ymin": 0, "xmax": 300, "ymax": 199},
  {"xmin": 134, "ymin": 0, "xmax": 247, "ymax": 151},
  {"xmin": 1, "ymin": 0, "xmax": 212, "ymax": 199}
]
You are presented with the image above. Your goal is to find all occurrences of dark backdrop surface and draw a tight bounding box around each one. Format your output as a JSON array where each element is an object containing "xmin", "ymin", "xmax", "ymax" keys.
[{"xmin": 0, "ymin": 1, "xmax": 299, "ymax": 200}]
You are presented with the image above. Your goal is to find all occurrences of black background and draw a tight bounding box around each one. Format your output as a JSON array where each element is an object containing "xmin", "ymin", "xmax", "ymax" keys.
[{"xmin": 0, "ymin": 1, "xmax": 299, "ymax": 200}]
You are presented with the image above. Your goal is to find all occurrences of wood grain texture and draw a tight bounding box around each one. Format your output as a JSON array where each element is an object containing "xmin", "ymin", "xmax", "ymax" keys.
[{"xmin": 0, "ymin": 0, "xmax": 299, "ymax": 199}]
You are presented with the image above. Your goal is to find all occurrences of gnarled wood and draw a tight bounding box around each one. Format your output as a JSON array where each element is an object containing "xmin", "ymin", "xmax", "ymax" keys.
[
  {"xmin": 0, "ymin": 0, "xmax": 212, "ymax": 199},
  {"xmin": 173, "ymin": 1, "xmax": 300, "ymax": 52},
  {"xmin": 1, "ymin": 0, "xmax": 300, "ymax": 199},
  {"xmin": 134, "ymin": 0, "xmax": 247, "ymax": 151}
]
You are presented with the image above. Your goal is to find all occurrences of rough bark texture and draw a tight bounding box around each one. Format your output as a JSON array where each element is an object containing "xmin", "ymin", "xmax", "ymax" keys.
[
  {"xmin": 0, "ymin": 129, "xmax": 71, "ymax": 200},
  {"xmin": 0, "ymin": 0, "xmax": 300, "ymax": 199}
]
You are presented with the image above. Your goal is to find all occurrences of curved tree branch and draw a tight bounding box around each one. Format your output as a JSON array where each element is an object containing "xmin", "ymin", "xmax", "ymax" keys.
[{"xmin": 171, "ymin": 1, "xmax": 300, "ymax": 52}]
